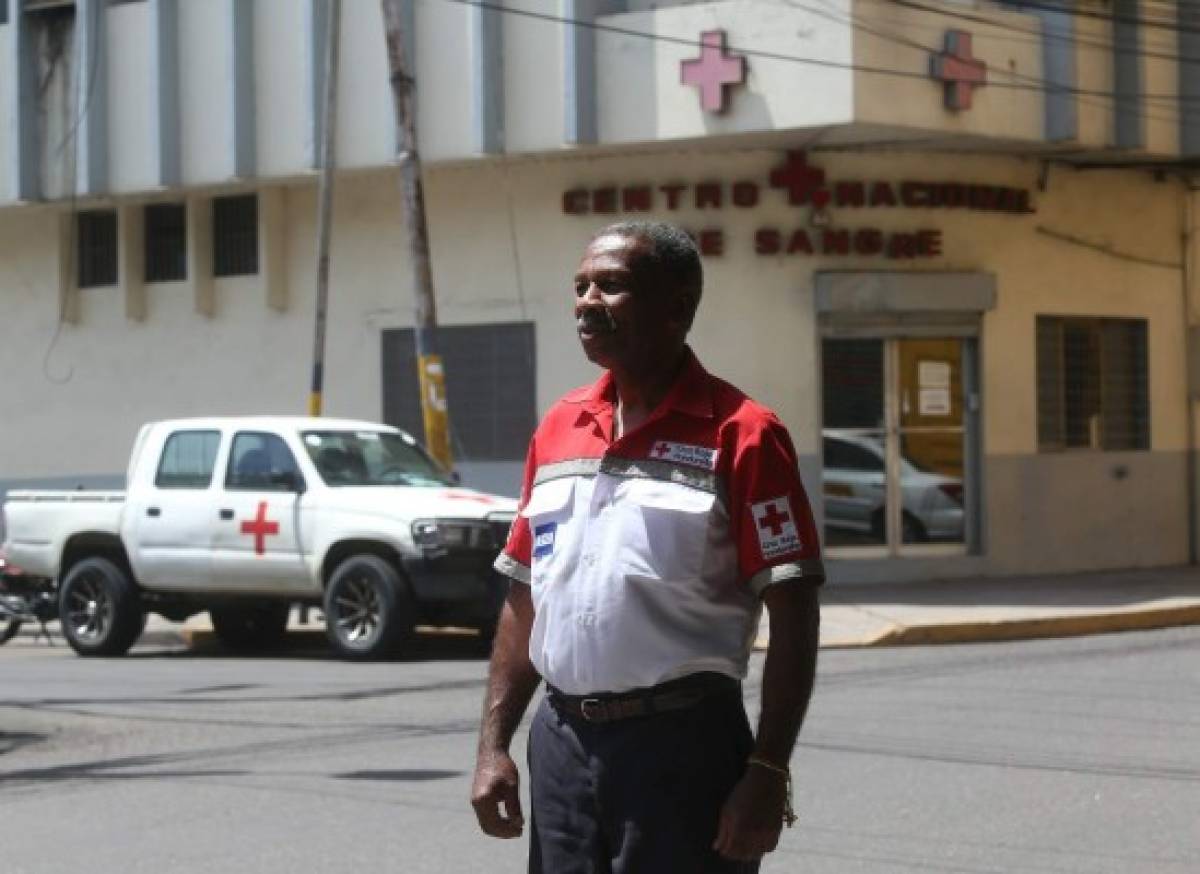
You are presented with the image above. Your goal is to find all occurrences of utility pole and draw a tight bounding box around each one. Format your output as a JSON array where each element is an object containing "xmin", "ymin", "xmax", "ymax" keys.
[
  {"xmin": 379, "ymin": 0, "xmax": 454, "ymax": 471},
  {"xmin": 309, "ymin": 0, "xmax": 342, "ymax": 417}
]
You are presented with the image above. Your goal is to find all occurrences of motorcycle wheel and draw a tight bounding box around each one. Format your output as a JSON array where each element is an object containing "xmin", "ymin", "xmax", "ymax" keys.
[{"xmin": 0, "ymin": 616, "xmax": 21, "ymax": 645}]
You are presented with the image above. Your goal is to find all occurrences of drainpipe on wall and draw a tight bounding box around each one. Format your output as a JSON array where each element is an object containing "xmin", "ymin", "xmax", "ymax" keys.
[{"xmin": 1182, "ymin": 181, "xmax": 1199, "ymax": 566}]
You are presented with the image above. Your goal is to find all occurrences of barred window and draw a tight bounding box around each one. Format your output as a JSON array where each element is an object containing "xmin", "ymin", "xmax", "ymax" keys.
[
  {"xmin": 213, "ymin": 194, "xmax": 259, "ymax": 277},
  {"xmin": 382, "ymin": 322, "xmax": 537, "ymax": 461},
  {"xmin": 144, "ymin": 203, "xmax": 187, "ymax": 283},
  {"xmin": 1037, "ymin": 316, "xmax": 1149, "ymax": 451},
  {"xmin": 77, "ymin": 209, "xmax": 117, "ymax": 288}
]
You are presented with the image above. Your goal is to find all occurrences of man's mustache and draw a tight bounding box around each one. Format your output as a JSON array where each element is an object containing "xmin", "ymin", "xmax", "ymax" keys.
[{"xmin": 577, "ymin": 306, "xmax": 617, "ymax": 334}]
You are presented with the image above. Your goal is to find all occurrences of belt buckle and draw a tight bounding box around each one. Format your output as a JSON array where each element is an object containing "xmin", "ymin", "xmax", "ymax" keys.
[{"xmin": 579, "ymin": 698, "xmax": 605, "ymax": 722}]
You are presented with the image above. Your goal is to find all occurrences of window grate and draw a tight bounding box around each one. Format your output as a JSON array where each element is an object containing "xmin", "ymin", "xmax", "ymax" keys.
[
  {"xmin": 144, "ymin": 203, "xmax": 187, "ymax": 283},
  {"xmin": 381, "ymin": 323, "xmax": 537, "ymax": 461},
  {"xmin": 213, "ymin": 194, "xmax": 259, "ymax": 278},
  {"xmin": 77, "ymin": 209, "xmax": 117, "ymax": 288},
  {"xmin": 1036, "ymin": 316, "xmax": 1149, "ymax": 452}
]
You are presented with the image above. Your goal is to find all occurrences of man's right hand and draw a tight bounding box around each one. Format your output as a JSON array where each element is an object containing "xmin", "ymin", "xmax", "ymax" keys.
[{"xmin": 471, "ymin": 749, "xmax": 525, "ymax": 838}]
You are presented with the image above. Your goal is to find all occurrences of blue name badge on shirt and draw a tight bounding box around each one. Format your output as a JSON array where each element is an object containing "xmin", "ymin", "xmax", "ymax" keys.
[{"xmin": 533, "ymin": 522, "xmax": 557, "ymax": 559}]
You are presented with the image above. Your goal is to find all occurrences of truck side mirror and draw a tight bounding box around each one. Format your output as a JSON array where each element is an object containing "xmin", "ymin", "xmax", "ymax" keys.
[{"xmin": 272, "ymin": 471, "xmax": 306, "ymax": 494}]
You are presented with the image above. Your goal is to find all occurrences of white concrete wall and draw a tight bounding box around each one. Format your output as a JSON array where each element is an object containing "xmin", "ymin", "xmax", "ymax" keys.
[
  {"xmin": 336, "ymin": 0, "xmax": 396, "ymax": 168},
  {"xmin": 415, "ymin": 0, "xmax": 475, "ymax": 160},
  {"xmin": 107, "ymin": 1, "xmax": 153, "ymax": 193},
  {"xmin": 178, "ymin": 0, "xmax": 234, "ymax": 185},
  {"xmin": 596, "ymin": 0, "xmax": 855, "ymax": 144},
  {"xmin": 255, "ymin": 0, "xmax": 309, "ymax": 176}
]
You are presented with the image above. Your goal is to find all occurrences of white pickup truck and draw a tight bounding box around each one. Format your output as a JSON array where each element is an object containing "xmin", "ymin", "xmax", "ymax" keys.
[{"xmin": 1, "ymin": 417, "xmax": 517, "ymax": 659}]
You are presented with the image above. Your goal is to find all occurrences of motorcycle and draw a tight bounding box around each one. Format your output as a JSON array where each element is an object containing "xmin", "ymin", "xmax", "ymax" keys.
[{"xmin": 0, "ymin": 553, "xmax": 57, "ymax": 645}]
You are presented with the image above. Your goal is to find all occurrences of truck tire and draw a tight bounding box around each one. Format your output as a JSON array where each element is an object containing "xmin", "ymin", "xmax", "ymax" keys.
[
  {"xmin": 474, "ymin": 575, "xmax": 510, "ymax": 656},
  {"xmin": 324, "ymin": 554, "xmax": 414, "ymax": 661},
  {"xmin": 210, "ymin": 603, "xmax": 290, "ymax": 652},
  {"xmin": 59, "ymin": 557, "xmax": 145, "ymax": 657},
  {"xmin": 0, "ymin": 617, "xmax": 21, "ymax": 645}
]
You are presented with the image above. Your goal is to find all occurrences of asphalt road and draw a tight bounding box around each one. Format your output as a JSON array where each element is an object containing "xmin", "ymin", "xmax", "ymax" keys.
[{"xmin": 1, "ymin": 627, "xmax": 1197, "ymax": 874}]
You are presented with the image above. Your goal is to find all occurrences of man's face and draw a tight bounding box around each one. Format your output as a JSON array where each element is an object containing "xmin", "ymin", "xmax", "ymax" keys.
[{"xmin": 573, "ymin": 234, "xmax": 684, "ymax": 372}]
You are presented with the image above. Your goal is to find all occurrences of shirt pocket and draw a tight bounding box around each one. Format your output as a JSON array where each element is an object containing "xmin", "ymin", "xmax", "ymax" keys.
[
  {"xmin": 521, "ymin": 478, "xmax": 577, "ymax": 584},
  {"xmin": 615, "ymin": 481, "xmax": 718, "ymax": 581}
]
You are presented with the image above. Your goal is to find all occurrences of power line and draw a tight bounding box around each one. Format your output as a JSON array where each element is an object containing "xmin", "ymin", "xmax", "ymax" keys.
[
  {"xmin": 875, "ymin": 0, "xmax": 1198, "ymax": 64},
  {"xmin": 796, "ymin": 0, "xmax": 1183, "ymax": 125},
  {"xmin": 439, "ymin": 0, "xmax": 1200, "ymax": 108}
]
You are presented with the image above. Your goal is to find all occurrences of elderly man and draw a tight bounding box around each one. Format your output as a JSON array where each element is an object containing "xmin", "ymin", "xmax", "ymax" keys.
[{"xmin": 471, "ymin": 221, "xmax": 823, "ymax": 873}]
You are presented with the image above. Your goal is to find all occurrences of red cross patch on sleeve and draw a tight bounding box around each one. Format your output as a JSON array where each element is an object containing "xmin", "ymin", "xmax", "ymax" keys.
[{"xmin": 751, "ymin": 496, "xmax": 802, "ymax": 559}]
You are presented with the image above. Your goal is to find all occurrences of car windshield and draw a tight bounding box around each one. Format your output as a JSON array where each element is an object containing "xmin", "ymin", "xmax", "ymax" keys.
[{"xmin": 301, "ymin": 430, "xmax": 452, "ymax": 487}]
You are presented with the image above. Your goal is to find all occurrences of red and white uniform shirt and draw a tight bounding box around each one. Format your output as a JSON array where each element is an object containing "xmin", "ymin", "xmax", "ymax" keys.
[{"xmin": 494, "ymin": 349, "xmax": 823, "ymax": 696}]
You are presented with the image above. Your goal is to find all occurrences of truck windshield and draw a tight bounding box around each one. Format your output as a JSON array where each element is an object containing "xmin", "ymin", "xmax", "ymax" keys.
[{"xmin": 301, "ymin": 430, "xmax": 453, "ymax": 487}]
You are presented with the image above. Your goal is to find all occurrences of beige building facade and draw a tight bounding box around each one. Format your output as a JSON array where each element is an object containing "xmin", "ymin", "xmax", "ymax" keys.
[{"xmin": 2, "ymin": 0, "xmax": 1198, "ymax": 583}]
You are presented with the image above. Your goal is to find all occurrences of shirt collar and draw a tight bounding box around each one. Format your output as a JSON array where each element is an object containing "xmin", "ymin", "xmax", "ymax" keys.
[{"xmin": 571, "ymin": 346, "xmax": 714, "ymax": 420}]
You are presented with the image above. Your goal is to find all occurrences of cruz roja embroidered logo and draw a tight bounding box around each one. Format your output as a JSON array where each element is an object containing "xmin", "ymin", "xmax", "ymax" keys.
[
  {"xmin": 650, "ymin": 441, "xmax": 719, "ymax": 470},
  {"xmin": 751, "ymin": 497, "xmax": 802, "ymax": 559},
  {"xmin": 534, "ymin": 522, "xmax": 558, "ymax": 559}
]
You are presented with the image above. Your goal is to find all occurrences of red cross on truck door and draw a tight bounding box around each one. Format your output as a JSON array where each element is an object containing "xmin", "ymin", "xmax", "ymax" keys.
[
  {"xmin": 240, "ymin": 501, "xmax": 280, "ymax": 555},
  {"xmin": 211, "ymin": 431, "xmax": 308, "ymax": 594}
]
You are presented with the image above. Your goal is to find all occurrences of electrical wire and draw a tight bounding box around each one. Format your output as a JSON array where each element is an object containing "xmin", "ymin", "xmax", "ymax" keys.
[
  {"xmin": 793, "ymin": 0, "xmax": 1183, "ymax": 126},
  {"xmin": 873, "ymin": 0, "xmax": 1197, "ymax": 63},
  {"xmin": 41, "ymin": 7, "xmax": 104, "ymax": 386},
  {"xmin": 438, "ymin": 0, "xmax": 1200, "ymax": 108}
]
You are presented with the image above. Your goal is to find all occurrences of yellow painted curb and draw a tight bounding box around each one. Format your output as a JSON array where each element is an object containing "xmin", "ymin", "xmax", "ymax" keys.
[{"xmin": 873, "ymin": 605, "xmax": 1200, "ymax": 647}]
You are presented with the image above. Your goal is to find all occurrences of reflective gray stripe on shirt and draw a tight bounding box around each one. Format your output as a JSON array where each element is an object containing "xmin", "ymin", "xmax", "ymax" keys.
[
  {"xmin": 599, "ymin": 456, "xmax": 725, "ymax": 501},
  {"xmin": 533, "ymin": 458, "xmax": 602, "ymax": 487},
  {"xmin": 748, "ymin": 559, "xmax": 826, "ymax": 595},
  {"xmin": 534, "ymin": 455, "xmax": 725, "ymax": 502},
  {"xmin": 494, "ymin": 553, "xmax": 531, "ymax": 585}
]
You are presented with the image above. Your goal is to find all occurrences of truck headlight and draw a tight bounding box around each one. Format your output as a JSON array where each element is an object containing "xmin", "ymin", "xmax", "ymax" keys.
[{"xmin": 411, "ymin": 519, "xmax": 496, "ymax": 553}]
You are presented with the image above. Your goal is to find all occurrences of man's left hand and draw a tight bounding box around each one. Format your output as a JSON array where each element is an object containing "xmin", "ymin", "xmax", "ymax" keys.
[{"xmin": 712, "ymin": 765, "xmax": 789, "ymax": 861}]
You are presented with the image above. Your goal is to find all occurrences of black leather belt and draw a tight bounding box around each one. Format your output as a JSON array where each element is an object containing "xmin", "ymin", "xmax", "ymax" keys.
[{"xmin": 546, "ymin": 672, "xmax": 738, "ymax": 724}]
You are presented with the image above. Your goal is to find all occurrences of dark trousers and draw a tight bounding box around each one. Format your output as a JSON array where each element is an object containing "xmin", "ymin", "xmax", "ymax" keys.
[{"xmin": 527, "ymin": 686, "xmax": 759, "ymax": 874}]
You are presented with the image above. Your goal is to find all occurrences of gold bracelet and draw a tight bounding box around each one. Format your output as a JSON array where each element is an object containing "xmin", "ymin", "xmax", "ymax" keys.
[{"xmin": 746, "ymin": 757, "xmax": 798, "ymax": 827}]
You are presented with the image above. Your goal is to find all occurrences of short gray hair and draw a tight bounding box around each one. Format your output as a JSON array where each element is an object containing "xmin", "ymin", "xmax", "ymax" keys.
[{"xmin": 592, "ymin": 221, "xmax": 703, "ymax": 328}]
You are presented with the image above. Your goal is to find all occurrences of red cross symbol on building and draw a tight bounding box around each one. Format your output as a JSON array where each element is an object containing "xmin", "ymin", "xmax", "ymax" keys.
[
  {"xmin": 757, "ymin": 500, "xmax": 791, "ymax": 538},
  {"xmin": 652, "ymin": 442, "xmax": 672, "ymax": 458},
  {"xmin": 240, "ymin": 501, "xmax": 280, "ymax": 556},
  {"xmin": 680, "ymin": 30, "xmax": 746, "ymax": 114},
  {"xmin": 768, "ymin": 151, "xmax": 828, "ymax": 207},
  {"xmin": 930, "ymin": 30, "xmax": 987, "ymax": 112}
]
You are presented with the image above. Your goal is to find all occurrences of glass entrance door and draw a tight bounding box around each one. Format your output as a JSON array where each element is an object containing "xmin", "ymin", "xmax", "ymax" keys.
[{"xmin": 821, "ymin": 337, "xmax": 972, "ymax": 554}]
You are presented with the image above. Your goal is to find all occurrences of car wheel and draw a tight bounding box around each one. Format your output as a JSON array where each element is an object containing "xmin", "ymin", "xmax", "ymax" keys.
[
  {"xmin": 59, "ymin": 557, "xmax": 145, "ymax": 657},
  {"xmin": 210, "ymin": 603, "xmax": 290, "ymax": 652},
  {"xmin": 324, "ymin": 555, "xmax": 414, "ymax": 661}
]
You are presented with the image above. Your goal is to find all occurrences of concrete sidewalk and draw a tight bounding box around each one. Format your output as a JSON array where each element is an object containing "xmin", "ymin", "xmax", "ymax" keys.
[
  {"xmin": 10, "ymin": 565, "xmax": 1200, "ymax": 651},
  {"xmin": 795, "ymin": 565, "xmax": 1200, "ymax": 649}
]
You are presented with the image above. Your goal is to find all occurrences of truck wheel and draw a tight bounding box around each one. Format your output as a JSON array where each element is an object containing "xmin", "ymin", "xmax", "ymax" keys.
[
  {"xmin": 474, "ymin": 575, "xmax": 510, "ymax": 656},
  {"xmin": 324, "ymin": 555, "xmax": 414, "ymax": 661},
  {"xmin": 0, "ymin": 617, "xmax": 21, "ymax": 646},
  {"xmin": 210, "ymin": 603, "xmax": 290, "ymax": 652},
  {"xmin": 59, "ymin": 557, "xmax": 145, "ymax": 657}
]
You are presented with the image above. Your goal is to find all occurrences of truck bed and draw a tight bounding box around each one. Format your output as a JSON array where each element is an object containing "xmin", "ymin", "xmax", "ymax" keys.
[{"xmin": 3, "ymin": 490, "xmax": 126, "ymax": 578}]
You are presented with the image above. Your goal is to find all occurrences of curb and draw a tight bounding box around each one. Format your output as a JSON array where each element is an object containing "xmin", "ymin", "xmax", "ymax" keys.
[{"xmin": 871, "ymin": 604, "xmax": 1200, "ymax": 647}]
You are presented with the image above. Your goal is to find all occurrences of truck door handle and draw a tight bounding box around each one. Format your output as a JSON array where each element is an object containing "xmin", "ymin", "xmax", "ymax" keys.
[
  {"xmin": 147, "ymin": 507, "xmax": 161, "ymax": 518},
  {"xmin": 219, "ymin": 509, "xmax": 235, "ymax": 520}
]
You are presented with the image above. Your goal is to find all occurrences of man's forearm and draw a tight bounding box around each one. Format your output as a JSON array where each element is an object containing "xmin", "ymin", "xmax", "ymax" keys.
[
  {"xmin": 478, "ymin": 583, "xmax": 541, "ymax": 754},
  {"xmin": 752, "ymin": 584, "xmax": 820, "ymax": 766}
]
